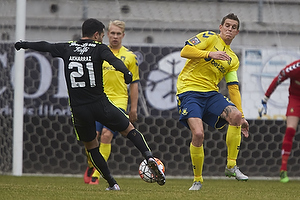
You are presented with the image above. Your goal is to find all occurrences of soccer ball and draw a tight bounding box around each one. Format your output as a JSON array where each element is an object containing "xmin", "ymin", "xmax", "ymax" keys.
[{"xmin": 138, "ymin": 158, "xmax": 165, "ymax": 183}]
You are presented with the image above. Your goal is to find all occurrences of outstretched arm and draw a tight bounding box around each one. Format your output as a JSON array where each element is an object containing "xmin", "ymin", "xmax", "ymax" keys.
[
  {"xmin": 15, "ymin": 41, "xmax": 53, "ymax": 52},
  {"xmin": 259, "ymin": 68, "xmax": 288, "ymax": 117},
  {"xmin": 264, "ymin": 72, "xmax": 285, "ymax": 98}
]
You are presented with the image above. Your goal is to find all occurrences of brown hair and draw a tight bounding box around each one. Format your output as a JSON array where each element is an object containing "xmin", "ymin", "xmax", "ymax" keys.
[{"xmin": 221, "ymin": 13, "xmax": 240, "ymax": 30}]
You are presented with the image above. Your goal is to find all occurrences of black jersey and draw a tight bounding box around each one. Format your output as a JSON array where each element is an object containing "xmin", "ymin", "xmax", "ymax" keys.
[{"xmin": 24, "ymin": 40, "xmax": 130, "ymax": 106}]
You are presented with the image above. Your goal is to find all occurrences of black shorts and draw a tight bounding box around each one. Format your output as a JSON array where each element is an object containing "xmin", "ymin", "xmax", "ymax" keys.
[{"xmin": 71, "ymin": 95, "xmax": 129, "ymax": 142}]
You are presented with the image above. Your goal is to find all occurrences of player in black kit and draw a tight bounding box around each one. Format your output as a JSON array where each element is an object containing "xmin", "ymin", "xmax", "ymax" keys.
[{"xmin": 14, "ymin": 18, "xmax": 165, "ymax": 190}]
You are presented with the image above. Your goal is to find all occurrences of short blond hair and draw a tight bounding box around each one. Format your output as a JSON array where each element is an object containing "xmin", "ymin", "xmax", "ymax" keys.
[{"xmin": 108, "ymin": 20, "xmax": 125, "ymax": 33}]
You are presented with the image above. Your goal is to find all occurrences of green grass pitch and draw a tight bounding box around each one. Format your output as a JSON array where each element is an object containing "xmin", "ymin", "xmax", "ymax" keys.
[{"xmin": 0, "ymin": 175, "xmax": 299, "ymax": 200}]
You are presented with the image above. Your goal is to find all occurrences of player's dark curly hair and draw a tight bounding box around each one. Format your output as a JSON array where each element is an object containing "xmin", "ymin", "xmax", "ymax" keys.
[
  {"xmin": 221, "ymin": 13, "xmax": 240, "ymax": 30},
  {"xmin": 82, "ymin": 18, "xmax": 105, "ymax": 37}
]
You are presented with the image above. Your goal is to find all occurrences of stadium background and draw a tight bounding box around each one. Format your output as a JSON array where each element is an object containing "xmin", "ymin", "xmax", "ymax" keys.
[{"xmin": 0, "ymin": 0, "xmax": 300, "ymax": 179}]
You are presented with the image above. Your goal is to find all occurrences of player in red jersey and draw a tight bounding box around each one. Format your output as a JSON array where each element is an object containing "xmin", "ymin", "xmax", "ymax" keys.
[{"xmin": 259, "ymin": 59, "xmax": 300, "ymax": 183}]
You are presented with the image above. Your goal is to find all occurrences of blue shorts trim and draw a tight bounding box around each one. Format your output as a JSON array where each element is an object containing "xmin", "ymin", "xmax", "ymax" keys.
[
  {"xmin": 95, "ymin": 107, "xmax": 126, "ymax": 139},
  {"xmin": 95, "ymin": 121, "xmax": 119, "ymax": 138},
  {"xmin": 177, "ymin": 91, "xmax": 235, "ymax": 129}
]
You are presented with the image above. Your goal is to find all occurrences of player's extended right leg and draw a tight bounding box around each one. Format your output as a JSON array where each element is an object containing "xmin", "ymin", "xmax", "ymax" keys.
[
  {"xmin": 126, "ymin": 129, "xmax": 166, "ymax": 185},
  {"xmin": 225, "ymin": 166, "xmax": 248, "ymax": 181},
  {"xmin": 147, "ymin": 157, "xmax": 166, "ymax": 186}
]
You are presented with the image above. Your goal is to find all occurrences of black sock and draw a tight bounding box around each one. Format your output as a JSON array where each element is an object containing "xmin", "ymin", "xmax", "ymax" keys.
[
  {"xmin": 126, "ymin": 129, "xmax": 153, "ymax": 159},
  {"xmin": 87, "ymin": 147, "xmax": 117, "ymax": 187}
]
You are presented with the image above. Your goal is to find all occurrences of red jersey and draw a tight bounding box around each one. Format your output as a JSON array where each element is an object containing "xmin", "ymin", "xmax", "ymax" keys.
[{"xmin": 265, "ymin": 59, "xmax": 300, "ymax": 98}]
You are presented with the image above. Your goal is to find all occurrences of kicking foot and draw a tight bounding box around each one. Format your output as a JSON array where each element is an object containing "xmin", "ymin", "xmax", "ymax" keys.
[{"xmin": 147, "ymin": 158, "xmax": 166, "ymax": 186}]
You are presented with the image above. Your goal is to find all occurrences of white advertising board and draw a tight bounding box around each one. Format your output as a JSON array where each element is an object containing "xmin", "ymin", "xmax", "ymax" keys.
[{"xmin": 241, "ymin": 48, "xmax": 300, "ymax": 120}]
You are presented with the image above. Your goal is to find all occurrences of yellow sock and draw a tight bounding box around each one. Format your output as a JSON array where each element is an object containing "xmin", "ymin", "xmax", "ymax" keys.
[
  {"xmin": 100, "ymin": 143, "xmax": 111, "ymax": 161},
  {"xmin": 92, "ymin": 143, "xmax": 111, "ymax": 178},
  {"xmin": 190, "ymin": 143, "xmax": 204, "ymax": 183},
  {"xmin": 85, "ymin": 148, "xmax": 94, "ymax": 168},
  {"xmin": 226, "ymin": 125, "xmax": 241, "ymax": 169}
]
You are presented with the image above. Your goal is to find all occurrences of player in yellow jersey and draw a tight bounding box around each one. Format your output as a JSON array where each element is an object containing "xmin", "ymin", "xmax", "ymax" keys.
[
  {"xmin": 176, "ymin": 13, "xmax": 249, "ymax": 190},
  {"xmin": 84, "ymin": 20, "xmax": 140, "ymax": 184}
]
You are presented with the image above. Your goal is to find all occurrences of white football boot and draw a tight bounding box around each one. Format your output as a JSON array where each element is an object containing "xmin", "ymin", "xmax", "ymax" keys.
[
  {"xmin": 105, "ymin": 184, "xmax": 120, "ymax": 191},
  {"xmin": 225, "ymin": 165, "xmax": 248, "ymax": 181},
  {"xmin": 189, "ymin": 181, "xmax": 202, "ymax": 191}
]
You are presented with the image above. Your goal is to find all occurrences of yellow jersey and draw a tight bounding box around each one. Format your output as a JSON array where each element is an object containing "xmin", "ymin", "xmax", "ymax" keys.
[
  {"xmin": 102, "ymin": 46, "xmax": 139, "ymax": 110},
  {"xmin": 177, "ymin": 31, "xmax": 239, "ymax": 95}
]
